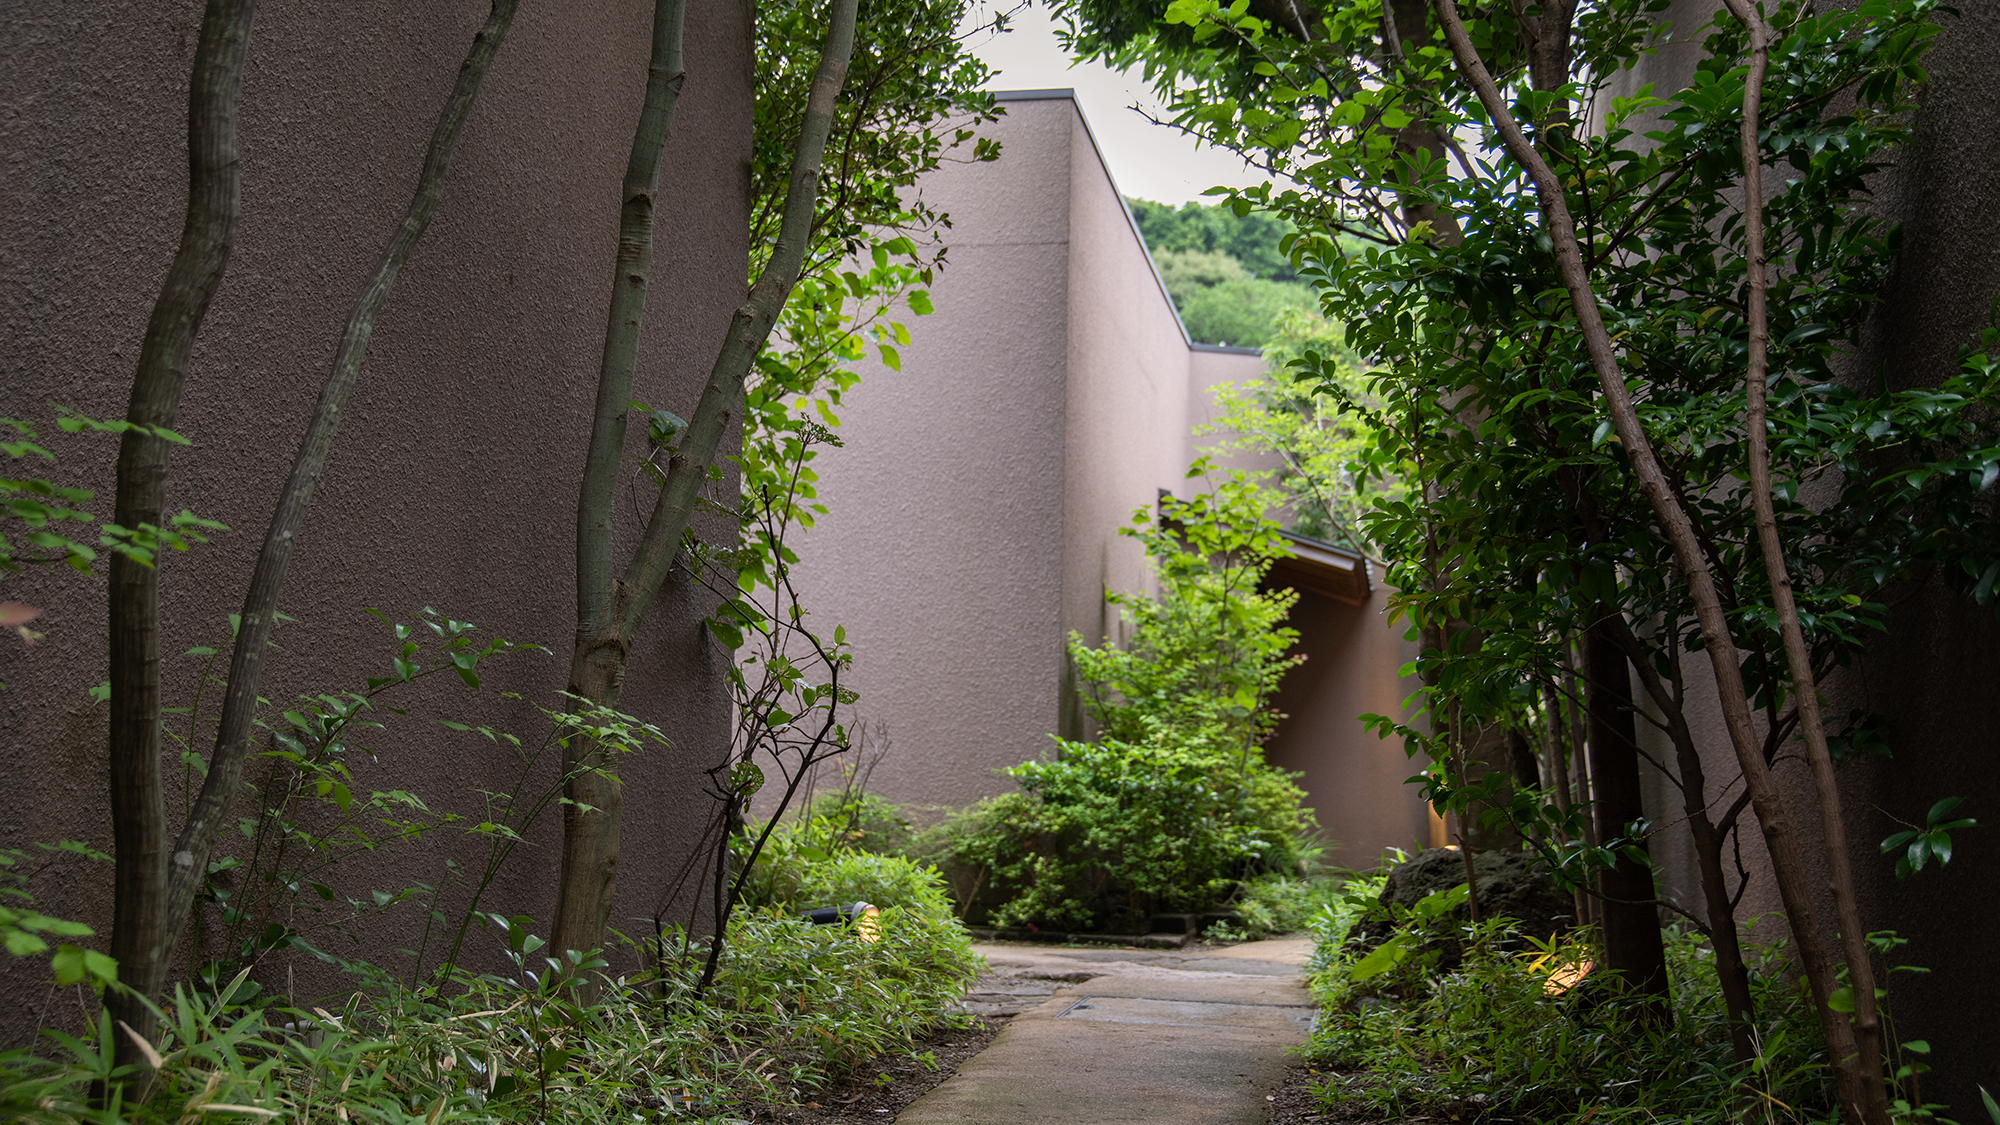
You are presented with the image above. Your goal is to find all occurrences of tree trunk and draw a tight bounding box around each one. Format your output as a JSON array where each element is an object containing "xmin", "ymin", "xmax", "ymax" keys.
[
  {"xmin": 1582, "ymin": 619, "xmax": 1670, "ymax": 1014},
  {"xmin": 1430, "ymin": 3, "xmax": 1882, "ymax": 1118},
  {"xmin": 1598, "ymin": 613, "xmax": 1758, "ymax": 1064},
  {"xmin": 554, "ymin": 0, "xmax": 691, "ymax": 967},
  {"xmin": 555, "ymin": 0, "xmax": 862, "ymax": 964},
  {"xmin": 1722, "ymin": 0, "xmax": 1889, "ymax": 1108},
  {"xmin": 106, "ymin": 0, "xmax": 260, "ymax": 1081}
]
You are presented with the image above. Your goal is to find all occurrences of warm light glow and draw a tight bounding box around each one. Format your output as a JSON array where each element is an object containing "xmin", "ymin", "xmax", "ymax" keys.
[
  {"xmin": 855, "ymin": 902, "xmax": 880, "ymax": 943},
  {"xmin": 1543, "ymin": 959, "xmax": 1594, "ymax": 996}
]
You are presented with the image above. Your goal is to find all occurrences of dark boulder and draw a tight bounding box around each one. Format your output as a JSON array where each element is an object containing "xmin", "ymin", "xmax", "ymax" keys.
[{"xmin": 1348, "ymin": 847, "xmax": 1575, "ymax": 953}]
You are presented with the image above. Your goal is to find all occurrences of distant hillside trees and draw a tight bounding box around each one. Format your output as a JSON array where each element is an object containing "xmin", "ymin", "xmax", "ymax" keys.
[{"xmin": 1128, "ymin": 197, "xmax": 1314, "ymax": 348}]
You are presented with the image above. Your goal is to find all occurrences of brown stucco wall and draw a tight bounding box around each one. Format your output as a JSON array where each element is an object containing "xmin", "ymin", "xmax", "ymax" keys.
[
  {"xmin": 1, "ymin": 0, "xmax": 750, "ymax": 1034},
  {"xmin": 1263, "ymin": 573, "xmax": 1429, "ymax": 871},
  {"xmin": 1615, "ymin": 0, "xmax": 2000, "ymax": 1103},
  {"xmin": 786, "ymin": 95, "xmax": 1075, "ymax": 812}
]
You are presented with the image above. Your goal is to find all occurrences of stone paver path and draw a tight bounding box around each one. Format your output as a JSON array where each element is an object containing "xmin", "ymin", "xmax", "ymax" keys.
[{"xmin": 900, "ymin": 939, "xmax": 1315, "ymax": 1125}]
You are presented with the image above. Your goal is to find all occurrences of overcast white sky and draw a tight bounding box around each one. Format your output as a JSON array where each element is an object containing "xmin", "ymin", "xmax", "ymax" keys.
[{"xmin": 961, "ymin": 2, "xmax": 1277, "ymax": 207}]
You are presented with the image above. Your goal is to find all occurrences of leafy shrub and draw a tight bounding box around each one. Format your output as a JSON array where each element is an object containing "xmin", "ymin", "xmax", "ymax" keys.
[
  {"xmin": 803, "ymin": 788, "xmax": 917, "ymax": 856},
  {"xmin": 1217, "ymin": 871, "xmax": 1349, "ymax": 940},
  {"xmin": 954, "ymin": 740, "xmax": 1308, "ymax": 931}
]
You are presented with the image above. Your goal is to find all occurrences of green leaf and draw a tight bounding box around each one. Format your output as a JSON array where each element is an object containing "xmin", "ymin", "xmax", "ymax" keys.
[
  {"xmin": 1349, "ymin": 934, "xmax": 1410, "ymax": 981},
  {"xmin": 708, "ymin": 617, "xmax": 745, "ymax": 650},
  {"xmin": 51, "ymin": 944, "xmax": 117, "ymax": 988}
]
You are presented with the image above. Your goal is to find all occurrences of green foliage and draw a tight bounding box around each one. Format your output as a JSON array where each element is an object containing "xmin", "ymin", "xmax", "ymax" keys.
[
  {"xmin": 2, "ymin": 414, "xmax": 225, "ymax": 687},
  {"xmin": 1077, "ymin": 466, "xmax": 1301, "ymax": 757},
  {"xmin": 1129, "ymin": 196, "xmax": 1302, "ymax": 282},
  {"xmin": 1209, "ymin": 870, "xmax": 1347, "ymax": 940},
  {"xmin": 1201, "ymin": 308, "xmax": 1393, "ymax": 551},
  {"xmin": 1307, "ymin": 910, "xmax": 1839, "ymax": 1123},
  {"xmin": 971, "ymin": 738, "xmax": 1311, "ymax": 929},
  {"xmin": 1880, "ymin": 797, "xmax": 1979, "ymax": 879},
  {"xmin": 1, "ymin": 844, "xmax": 119, "ymax": 994},
  {"xmin": 803, "ymin": 787, "xmax": 918, "ymax": 856},
  {"xmin": 1169, "ymin": 264, "xmax": 1315, "ymax": 348},
  {"xmin": 1068, "ymin": 0, "xmax": 1999, "ymax": 902},
  {"xmin": 0, "ymin": 902, "xmax": 977, "ymax": 1125},
  {"xmin": 166, "ymin": 608, "xmax": 547, "ymax": 978}
]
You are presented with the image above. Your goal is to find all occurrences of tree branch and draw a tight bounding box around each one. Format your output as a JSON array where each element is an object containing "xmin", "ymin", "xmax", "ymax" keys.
[
  {"xmin": 1426, "ymin": 0, "xmax": 1873, "ymax": 1115},
  {"xmin": 162, "ymin": 0, "xmax": 522, "ymax": 981},
  {"xmin": 1720, "ymin": 0, "xmax": 1889, "ymax": 1114},
  {"xmin": 620, "ymin": 0, "xmax": 863, "ymax": 631}
]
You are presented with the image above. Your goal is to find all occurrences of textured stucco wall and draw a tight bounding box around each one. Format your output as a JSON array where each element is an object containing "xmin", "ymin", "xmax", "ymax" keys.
[
  {"xmin": 1185, "ymin": 345, "xmax": 1278, "ymax": 476},
  {"xmin": 1, "ymin": 0, "xmax": 750, "ymax": 1034},
  {"xmin": 788, "ymin": 97, "xmax": 1075, "ymax": 811},
  {"xmin": 1614, "ymin": 0, "xmax": 2000, "ymax": 1103},
  {"xmin": 1263, "ymin": 573, "xmax": 1429, "ymax": 871},
  {"xmin": 1060, "ymin": 101, "xmax": 1207, "ymax": 728}
]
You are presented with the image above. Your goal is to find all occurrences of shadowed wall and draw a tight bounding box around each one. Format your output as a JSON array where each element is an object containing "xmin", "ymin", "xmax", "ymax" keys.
[{"xmin": 0, "ymin": 0, "xmax": 751, "ymax": 1038}]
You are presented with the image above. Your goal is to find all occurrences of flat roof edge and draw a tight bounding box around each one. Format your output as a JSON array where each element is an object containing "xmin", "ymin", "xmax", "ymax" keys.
[
  {"xmin": 993, "ymin": 88, "xmax": 1077, "ymax": 102},
  {"xmin": 1190, "ymin": 342, "xmax": 1263, "ymax": 356}
]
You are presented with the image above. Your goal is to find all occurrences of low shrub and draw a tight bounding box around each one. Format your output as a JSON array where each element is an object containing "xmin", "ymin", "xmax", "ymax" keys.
[
  {"xmin": 1302, "ymin": 882, "xmax": 1841, "ymax": 1124},
  {"xmin": 914, "ymin": 472, "xmax": 1321, "ymax": 932},
  {"xmin": 2, "ymin": 898, "xmax": 977, "ymax": 1125},
  {"xmin": 937, "ymin": 739, "xmax": 1312, "ymax": 931}
]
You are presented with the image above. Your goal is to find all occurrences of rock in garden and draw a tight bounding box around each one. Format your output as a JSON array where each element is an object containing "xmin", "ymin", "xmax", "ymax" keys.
[{"xmin": 1351, "ymin": 847, "xmax": 1575, "ymax": 951}]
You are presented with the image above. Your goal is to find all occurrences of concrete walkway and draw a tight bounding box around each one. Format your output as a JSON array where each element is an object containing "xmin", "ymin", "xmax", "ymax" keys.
[{"xmin": 899, "ymin": 939, "xmax": 1316, "ymax": 1125}]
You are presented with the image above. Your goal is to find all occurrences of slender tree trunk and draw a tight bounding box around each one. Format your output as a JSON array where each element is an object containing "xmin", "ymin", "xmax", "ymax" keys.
[
  {"xmin": 1541, "ymin": 677, "xmax": 1591, "ymax": 926},
  {"xmin": 1582, "ymin": 619, "xmax": 1670, "ymax": 1014},
  {"xmin": 555, "ymin": 0, "xmax": 691, "ymax": 966},
  {"xmin": 1562, "ymin": 641, "xmax": 1595, "ymax": 925},
  {"xmin": 555, "ymin": 0, "xmax": 863, "ymax": 963},
  {"xmin": 1598, "ymin": 614, "xmax": 1758, "ymax": 1063},
  {"xmin": 1721, "ymin": 0, "xmax": 1889, "ymax": 1107},
  {"xmin": 163, "ymin": 0, "xmax": 520, "ymax": 985},
  {"xmin": 1430, "ymin": 2, "xmax": 1882, "ymax": 1118},
  {"xmin": 106, "ymin": 0, "xmax": 260, "ymax": 1080}
]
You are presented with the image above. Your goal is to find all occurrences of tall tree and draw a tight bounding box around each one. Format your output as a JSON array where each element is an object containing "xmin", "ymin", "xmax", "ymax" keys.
[
  {"xmin": 1053, "ymin": 0, "xmax": 1997, "ymax": 1119},
  {"xmin": 107, "ymin": 0, "xmax": 264, "ymax": 1078},
  {"xmin": 554, "ymin": 0, "xmax": 864, "ymax": 962}
]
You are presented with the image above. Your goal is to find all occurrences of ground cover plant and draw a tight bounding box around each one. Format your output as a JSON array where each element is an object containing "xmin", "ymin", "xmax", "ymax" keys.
[
  {"xmin": 1301, "ymin": 866, "xmax": 1848, "ymax": 1123},
  {"xmin": 2, "ymin": 895, "xmax": 976, "ymax": 1125}
]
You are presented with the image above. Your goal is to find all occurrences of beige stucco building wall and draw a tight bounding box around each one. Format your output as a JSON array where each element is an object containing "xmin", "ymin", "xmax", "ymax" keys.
[
  {"xmin": 794, "ymin": 91, "xmax": 1428, "ymax": 868},
  {"xmin": 1, "ymin": 0, "xmax": 751, "ymax": 1032}
]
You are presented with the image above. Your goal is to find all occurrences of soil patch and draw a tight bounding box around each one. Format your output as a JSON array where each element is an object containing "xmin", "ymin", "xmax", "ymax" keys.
[
  {"xmin": 1266, "ymin": 1061, "xmax": 1430, "ymax": 1125},
  {"xmin": 737, "ymin": 1016, "xmax": 1001, "ymax": 1124}
]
